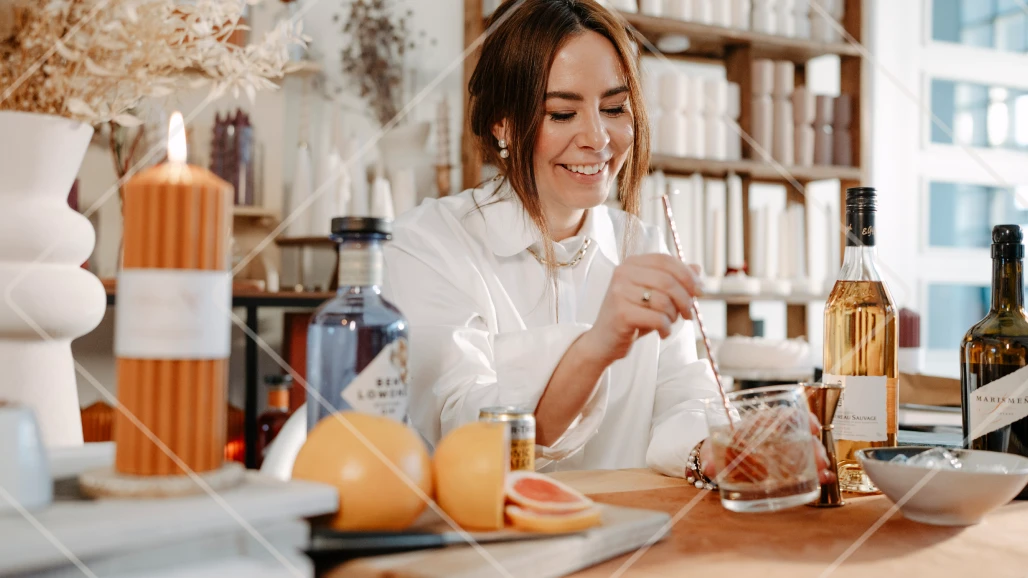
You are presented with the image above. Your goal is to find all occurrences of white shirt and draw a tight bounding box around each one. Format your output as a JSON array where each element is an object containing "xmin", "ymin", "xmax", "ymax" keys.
[{"xmin": 381, "ymin": 181, "xmax": 720, "ymax": 477}]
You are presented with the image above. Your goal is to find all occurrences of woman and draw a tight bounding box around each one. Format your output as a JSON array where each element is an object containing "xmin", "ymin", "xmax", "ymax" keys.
[{"xmin": 383, "ymin": 0, "xmax": 831, "ymax": 483}]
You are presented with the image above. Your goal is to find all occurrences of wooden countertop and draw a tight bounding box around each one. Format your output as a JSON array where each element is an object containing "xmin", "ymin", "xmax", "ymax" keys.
[
  {"xmin": 334, "ymin": 468, "xmax": 1028, "ymax": 578},
  {"xmin": 553, "ymin": 468, "xmax": 1028, "ymax": 577}
]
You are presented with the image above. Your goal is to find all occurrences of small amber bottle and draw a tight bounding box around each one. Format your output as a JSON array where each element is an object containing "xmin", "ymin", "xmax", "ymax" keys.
[{"xmin": 256, "ymin": 375, "xmax": 294, "ymax": 468}]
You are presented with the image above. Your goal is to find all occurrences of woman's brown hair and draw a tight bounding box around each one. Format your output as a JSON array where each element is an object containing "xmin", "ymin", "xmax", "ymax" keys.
[{"xmin": 468, "ymin": 0, "xmax": 650, "ymax": 267}]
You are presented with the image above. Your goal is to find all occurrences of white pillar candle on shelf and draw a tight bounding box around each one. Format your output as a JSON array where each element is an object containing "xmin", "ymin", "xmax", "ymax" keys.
[
  {"xmin": 751, "ymin": 95, "xmax": 774, "ymax": 158},
  {"xmin": 792, "ymin": 86, "xmax": 815, "ymax": 166},
  {"xmin": 810, "ymin": 8, "xmax": 834, "ymax": 43},
  {"xmin": 726, "ymin": 174, "xmax": 745, "ymax": 272},
  {"xmin": 776, "ymin": 0, "xmax": 795, "ymax": 37},
  {"xmin": 706, "ymin": 180, "xmax": 727, "ymax": 278},
  {"xmin": 639, "ymin": 0, "xmax": 662, "ymax": 16},
  {"xmin": 704, "ymin": 78, "xmax": 728, "ymax": 160},
  {"xmin": 668, "ymin": 177, "xmax": 691, "ymax": 259},
  {"xmin": 726, "ymin": 82, "xmax": 742, "ymax": 160},
  {"xmin": 789, "ymin": 203, "xmax": 807, "ymax": 283},
  {"xmin": 778, "ymin": 209, "xmax": 792, "ymax": 280},
  {"xmin": 793, "ymin": 0, "xmax": 811, "ymax": 38},
  {"xmin": 752, "ymin": 59, "xmax": 775, "ymax": 96},
  {"xmin": 749, "ymin": 206, "xmax": 766, "ymax": 278},
  {"xmin": 666, "ymin": 0, "xmax": 691, "ymax": 20},
  {"xmin": 712, "ymin": 0, "xmax": 732, "ymax": 27},
  {"xmin": 773, "ymin": 61, "xmax": 795, "ymax": 97},
  {"xmin": 642, "ymin": 64, "xmax": 660, "ymax": 110},
  {"xmin": 772, "ymin": 98, "xmax": 794, "ymax": 165},
  {"xmin": 751, "ymin": 0, "xmax": 776, "ymax": 34},
  {"xmin": 691, "ymin": 0, "xmax": 713, "ymax": 24},
  {"xmin": 389, "ymin": 167, "xmax": 417, "ymax": 217},
  {"xmin": 370, "ymin": 170, "xmax": 395, "ymax": 220},
  {"xmin": 814, "ymin": 94, "xmax": 834, "ymax": 165},
  {"xmin": 286, "ymin": 143, "xmax": 313, "ymax": 238},
  {"xmin": 732, "ymin": 0, "xmax": 752, "ymax": 29},
  {"xmin": 763, "ymin": 205, "xmax": 790, "ymax": 295},
  {"xmin": 806, "ymin": 199, "xmax": 828, "ymax": 287},
  {"xmin": 659, "ymin": 112, "xmax": 689, "ymax": 157},
  {"xmin": 687, "ymin": 114, "xmax": 706, "ymax": 158},
  {"xmin": 659, "ymin": 70, "xmax": 689, "ymax": 112},
  {"xmin": 828, "ymin": 0, "xmax": 844, "ymax": 21},
  {"xmin": 686, "ymin": 73, "xmax": 706, "ymax": 115},
  {"xmin": 311, "ymin": 149, "xmax": 342, "ymax": 235},
  {"xmin": 650, "ymin": 109, "xmax": 664, "ymax": 155},
  {"xmin": 690, "ymin": 175, "xmax": 707, "ymax": 267},
  {"xmin": 833, "ymin": 93, "xmax": 853, "ymax": 166}
]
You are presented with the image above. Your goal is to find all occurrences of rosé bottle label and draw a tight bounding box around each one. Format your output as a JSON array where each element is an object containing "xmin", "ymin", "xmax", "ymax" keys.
[{"xmin": 824, "ymin": 374, "xmax": 887, "ymax": 442}]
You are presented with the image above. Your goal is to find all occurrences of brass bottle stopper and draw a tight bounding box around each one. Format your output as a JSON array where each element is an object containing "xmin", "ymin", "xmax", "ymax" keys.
[{"xmin": 804, "ymin": 382, "xmax": 845, "ymax": 507}]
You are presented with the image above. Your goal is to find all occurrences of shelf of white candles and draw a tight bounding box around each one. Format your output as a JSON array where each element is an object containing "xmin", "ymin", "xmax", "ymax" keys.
[
  {"xmin": 650, "ymin": 154, "xmax": 861, "ymax": 182},
  {"xmin": 623, "ymin": 0, "xmax": 854, "ymax": 62}
]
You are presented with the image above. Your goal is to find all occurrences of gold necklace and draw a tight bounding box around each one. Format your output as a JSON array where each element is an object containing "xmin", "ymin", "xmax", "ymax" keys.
[{"xmin": 526, "ymin": 238, "xmax": 592, "ymax": 268}]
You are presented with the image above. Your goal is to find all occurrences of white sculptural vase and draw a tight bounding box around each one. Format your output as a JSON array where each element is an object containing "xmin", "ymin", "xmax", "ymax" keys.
[{"xmin": 0, "ymin": 111, "xmax": 106, "ymax": 447}]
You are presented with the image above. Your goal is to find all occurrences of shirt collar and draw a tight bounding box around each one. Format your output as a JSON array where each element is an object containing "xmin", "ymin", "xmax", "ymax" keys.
[{"xmin": 476, "ymin": 182, "xmax": 621, "ymax": 264}]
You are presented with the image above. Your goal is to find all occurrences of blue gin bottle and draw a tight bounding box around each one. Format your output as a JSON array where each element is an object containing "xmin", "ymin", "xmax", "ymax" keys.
[{"xmin": 306, "ymin": 217, "xmax": 409, "ymax": 431}]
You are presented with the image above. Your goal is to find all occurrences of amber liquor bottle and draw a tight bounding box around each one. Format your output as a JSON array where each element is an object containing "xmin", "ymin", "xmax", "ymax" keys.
[
  {"xmin": 256, "ymin": 375, "xmax": 293, "ymax": 468},
  {"xmin": 961, "ymin": 225, "xmax": 1028, "ymax": 499}
]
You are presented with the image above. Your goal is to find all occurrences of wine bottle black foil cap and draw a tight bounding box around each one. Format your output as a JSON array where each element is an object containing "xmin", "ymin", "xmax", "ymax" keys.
[
  {"xmin": 992, "ymin": 224, "xmax": 1024, "ymax": 259},
  {"xmin": 845, "ymin": 187, "xmax": 877, "ymax": 211},
  {"xmin": 330, "ymin": 216, "xmax": 392, "ymax": 240}
]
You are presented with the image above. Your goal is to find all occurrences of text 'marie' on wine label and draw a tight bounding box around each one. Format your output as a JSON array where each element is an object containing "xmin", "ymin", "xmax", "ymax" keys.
[
  {"xmin": 968, "ymin": 364, "xmax": 1028, "ymax": 438},
  {"xmin": 823, "ymin": 373, "xmax": 888, "ymax": 442}
]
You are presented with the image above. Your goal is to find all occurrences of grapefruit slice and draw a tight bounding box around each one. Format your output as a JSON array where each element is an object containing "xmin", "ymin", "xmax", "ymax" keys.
[
  {"xmin": 505, "ymin": 471, "xmax": 594, "ymax": 514},
  {"xmin": 433, "ymin": 421, "xmax": 509, "ymax": 531},
  {"xmin": 505, "ymin": 505, "xmax": 603, "ymax": 533}
]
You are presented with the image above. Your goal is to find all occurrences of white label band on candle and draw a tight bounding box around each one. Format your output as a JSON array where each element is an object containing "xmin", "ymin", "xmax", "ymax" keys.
[
  {"xmin": 969, "ymin": 365, "xmax": 1028, "ymax": 438},
  {"xmin": 115, "ymin": 269, "xmax": 232, "ymax": 359},
  {"xmin": 824, "ymin": 373, "xmax": 887, "ymax": 442}
]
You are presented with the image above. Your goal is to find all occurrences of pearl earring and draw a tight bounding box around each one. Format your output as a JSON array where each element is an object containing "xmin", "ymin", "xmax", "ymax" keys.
[{"xmin": 498, "ymin": 138, "xmax": 509, "ymax": 159}]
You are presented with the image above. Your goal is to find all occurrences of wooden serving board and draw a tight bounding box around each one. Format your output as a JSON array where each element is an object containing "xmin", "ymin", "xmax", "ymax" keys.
[{"xmin": 324, "ymin": 503, "xmax": 671, "ymax": 578}]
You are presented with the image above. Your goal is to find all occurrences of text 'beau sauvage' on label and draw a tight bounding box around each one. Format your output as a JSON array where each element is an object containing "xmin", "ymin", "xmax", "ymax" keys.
[
  {"xmin": 969, "ymin": 365, "xmax": 1028, "ymax": 438},
  {"xmin": 115, "ymin": 269, "xmax": 232, "ymax": 359},
  {"xmin": 341, "ymin": 338, "xmax": 410, "ymax": 422},
  {"xmin": 823, "ymin": 374, "xmax": 888, "ymax": 442}
]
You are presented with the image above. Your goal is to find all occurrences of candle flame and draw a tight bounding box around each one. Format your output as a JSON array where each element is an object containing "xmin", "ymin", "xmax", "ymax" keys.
[{"xmin": 168, "ymin": 111, "xmax": 187, "ymax": 164}]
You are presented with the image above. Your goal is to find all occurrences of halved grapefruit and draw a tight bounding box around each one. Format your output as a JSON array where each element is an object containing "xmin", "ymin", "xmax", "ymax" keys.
[
  {"xmin": 505, "ymin": 471, "xmax": 594, "ymax": 514},
  {"xmin": 433, "ymin": 421, "xmax": 509, "ymax": 531},
  {"xmin": 505, "ymin": 505, "xmax": 603, "ymax": 533}
]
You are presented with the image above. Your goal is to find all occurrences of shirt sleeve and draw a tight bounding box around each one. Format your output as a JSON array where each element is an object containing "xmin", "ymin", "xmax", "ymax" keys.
[
  {"xmin": 383, "ymin": 245, "xmax": 609, "ymax": 464},
  {"xmin": 645, "ymin": 313, "xmax": 722, "ymax": 478}
]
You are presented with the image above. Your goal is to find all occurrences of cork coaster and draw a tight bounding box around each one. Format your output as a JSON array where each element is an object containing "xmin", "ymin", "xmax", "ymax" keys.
[{"xmin": 78, "ymin": 462, "xmax": 245, "ymax": 499}]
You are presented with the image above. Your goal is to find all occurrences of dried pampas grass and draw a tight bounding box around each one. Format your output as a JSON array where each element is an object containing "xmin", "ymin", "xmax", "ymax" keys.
[{"xmin": 0, "ymin": 0, "xmax": 309, "ymax": 125}]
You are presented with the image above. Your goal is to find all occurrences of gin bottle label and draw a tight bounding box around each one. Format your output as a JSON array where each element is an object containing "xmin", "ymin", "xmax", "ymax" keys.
[
  {"xmin": 968, "ymin": 364, "xmax": 1028, "ymax": 438},
  {"xmin": 824, "ymin": 374, "xmax": 888, "ymax": 442},
  {"xmin": 340, "ymin": 337, "xmax": 410, "ymax": 422}
]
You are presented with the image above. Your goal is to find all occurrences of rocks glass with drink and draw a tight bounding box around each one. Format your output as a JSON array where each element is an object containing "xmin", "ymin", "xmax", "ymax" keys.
[{"xmin": 704, "ymin": 385, "xmax": 821, "ymax": 513}]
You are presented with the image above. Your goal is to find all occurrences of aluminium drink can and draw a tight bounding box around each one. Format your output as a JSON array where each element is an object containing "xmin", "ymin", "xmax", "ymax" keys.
[{"xmin": 478, "ymin": 406, "xmax": 535, "ymax": 471}]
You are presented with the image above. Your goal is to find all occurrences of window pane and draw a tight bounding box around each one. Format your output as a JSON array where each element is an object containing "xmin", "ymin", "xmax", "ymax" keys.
[
  {"xmin": 929, "ymin": 181, "xmax": 1028, "ymax": 248},
  {"xmin": 932, "ymin": 0, "xmax": 1028, "ymax": 54},
  {"xmin": 927, "ymin": 284, "xmax": 989, "ymax": 349},
  {"xmin": 930, "ymin": 79, "xmax": 1028, "ymax": 150}
]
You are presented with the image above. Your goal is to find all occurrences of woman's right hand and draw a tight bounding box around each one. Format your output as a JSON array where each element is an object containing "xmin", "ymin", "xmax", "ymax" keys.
[{"xmin": 577, "ymin": 253, "xmax": 704, "ymax": 365}]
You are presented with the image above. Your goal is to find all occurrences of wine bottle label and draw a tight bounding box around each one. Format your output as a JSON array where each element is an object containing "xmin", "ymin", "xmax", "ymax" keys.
[
  {"xmin": 340, "ymin": 338, "xmax": 409, "ymax": 422},
  {"xmin": 823, "ymin": 373, "xmax": 888, "ymax": 441},
  {"xmin": 969, "ymin": 365, "xmax": 1028, "ymax": 438},
  {"xmin": 115, "ymin": 269, "xmax": 232, "ymax": 359}
]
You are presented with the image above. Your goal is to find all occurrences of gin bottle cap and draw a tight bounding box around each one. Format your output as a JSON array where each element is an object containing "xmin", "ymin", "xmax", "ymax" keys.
[{"xmin": 331, "ymin": 216, "xmax": 392, "ymax": 240}]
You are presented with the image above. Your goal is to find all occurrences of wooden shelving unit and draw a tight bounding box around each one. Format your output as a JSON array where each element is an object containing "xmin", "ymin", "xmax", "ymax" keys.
[
  {"xmin": 461, "ymin": 1, "xmax": 867, "ymax": 339},
  {"xmin": 232, "ymin": 205, "xmax": 279, "ymax": 219}
]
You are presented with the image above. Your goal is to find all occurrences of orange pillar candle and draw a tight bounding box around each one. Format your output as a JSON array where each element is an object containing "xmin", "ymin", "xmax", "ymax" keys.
[{"xmin": 113, "ymin": 112, "xmax": 233, "ymax": 476}]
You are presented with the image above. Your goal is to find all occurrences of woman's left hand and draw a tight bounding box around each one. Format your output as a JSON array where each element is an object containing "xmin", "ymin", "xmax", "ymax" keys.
[{"xmin": 699, "ymin": 413, "xmax": 836, "ymax": 485}]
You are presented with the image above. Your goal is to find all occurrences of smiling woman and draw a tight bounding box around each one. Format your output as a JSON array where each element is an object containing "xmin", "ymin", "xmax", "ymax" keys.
[{"xmin": 380, "ymin": 0, "xmax": 833, "ymax": 484}]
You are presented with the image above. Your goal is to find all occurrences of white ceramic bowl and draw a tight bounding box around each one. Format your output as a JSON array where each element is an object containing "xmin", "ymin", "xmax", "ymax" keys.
[{"xmin": 857, "ymin": 447, "xmax": 1028, "ymax": 526}]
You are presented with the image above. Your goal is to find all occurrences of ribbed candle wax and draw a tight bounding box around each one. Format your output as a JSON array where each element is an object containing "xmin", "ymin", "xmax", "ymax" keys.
[{"xmin": 114, "ymin": 162, "xmax": 233, "ymax": 476}]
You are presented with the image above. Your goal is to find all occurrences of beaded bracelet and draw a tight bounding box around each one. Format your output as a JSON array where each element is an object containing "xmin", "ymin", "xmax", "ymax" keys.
[{"xmin": 686, "ymin": 440, "xmax": 717, "ymax": 490}]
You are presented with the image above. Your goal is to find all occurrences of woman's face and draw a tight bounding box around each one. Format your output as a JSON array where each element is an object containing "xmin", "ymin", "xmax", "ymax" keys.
[{"xmin": 533, "ymin": 30, "xmax": 634, "ymax": 218}]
